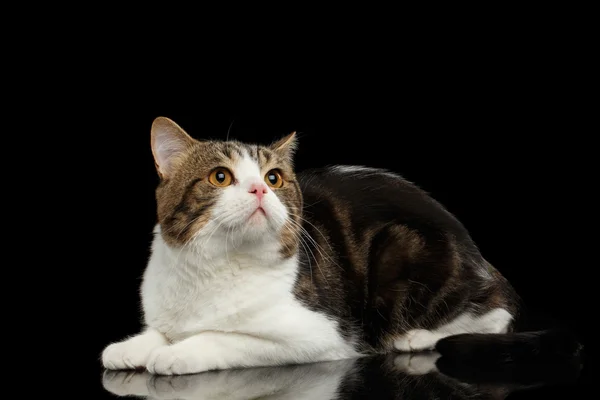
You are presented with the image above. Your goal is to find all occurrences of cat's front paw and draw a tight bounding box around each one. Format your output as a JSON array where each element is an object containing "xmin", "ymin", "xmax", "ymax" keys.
[
  {"xmin": 102, "ymin": 339, "xmax": 154, "ymax": 370},
  {"xmin": 147, "ymin": 346, "xmax": 208, "ymax": 375}
]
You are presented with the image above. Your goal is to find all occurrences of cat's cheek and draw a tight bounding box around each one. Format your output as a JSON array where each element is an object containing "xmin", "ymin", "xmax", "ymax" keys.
[{"xmin": 262, "ymin": 201, "xmax": 288, "ymax": 229}]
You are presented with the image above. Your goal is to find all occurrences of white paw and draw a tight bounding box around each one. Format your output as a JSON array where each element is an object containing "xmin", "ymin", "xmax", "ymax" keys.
[
  {"xmin": 102, "ymin": 370, "xmax": 150, "ymax": 396},
  {"xmin": 102, "ymin": 339, "xmax": 155, "ymax": 370},
  {"xmin": 147, "ymin": 346, "xmax": 207, "ymax": 375},
  {"xmin": 394, "ymin": 352, "xmax": 440, "ymax": 375},
  {"xmin": 394, "ymin": 329, "xmax": 441, "ymax": 352}
]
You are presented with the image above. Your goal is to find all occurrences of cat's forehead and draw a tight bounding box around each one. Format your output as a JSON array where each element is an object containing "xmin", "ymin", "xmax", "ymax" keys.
[
  {"xmin": 232, "ymin": 147, "xmax": 263, "ymax": 180},
  {"xmin": 207, "ymin": 141, "xmax": 284, "ymax": 171}
]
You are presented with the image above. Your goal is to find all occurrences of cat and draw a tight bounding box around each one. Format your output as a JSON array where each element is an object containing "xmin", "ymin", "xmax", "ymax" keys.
[{"xmin": 101, "ymin": 116, "xmax": 581, "ymax": 375}]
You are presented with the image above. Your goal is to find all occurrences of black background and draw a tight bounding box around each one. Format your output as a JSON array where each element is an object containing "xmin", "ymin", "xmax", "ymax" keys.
[{"xmin": 80, "ymin": 37, "xmax": 593, "ymax": 398}]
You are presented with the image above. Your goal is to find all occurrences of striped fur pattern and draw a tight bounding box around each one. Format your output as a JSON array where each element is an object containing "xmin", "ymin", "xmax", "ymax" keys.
[{"xmin": 101, "ymin": 117, "xmax": 521, "ymax": 375}]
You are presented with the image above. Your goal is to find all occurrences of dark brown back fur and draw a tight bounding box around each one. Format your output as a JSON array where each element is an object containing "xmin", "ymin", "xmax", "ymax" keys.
[{"xmin": 292, "ymin": 166, "xmax": 520, "ymax": 352}]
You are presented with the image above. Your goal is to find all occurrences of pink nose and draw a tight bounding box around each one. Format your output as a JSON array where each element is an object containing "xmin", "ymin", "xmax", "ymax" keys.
[{"xmin": 249, "ymin": 183, "xmax": 268, "ymax": 201}]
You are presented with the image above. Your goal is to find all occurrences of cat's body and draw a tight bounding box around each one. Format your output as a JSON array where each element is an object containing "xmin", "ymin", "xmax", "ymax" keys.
[
  {"xmin": 102, "ymin": 117, "xmax": 579, "ymax": 375},
  {"xmin": 292, "ymin": 165, "xmax": 519, "ymax": 354}
]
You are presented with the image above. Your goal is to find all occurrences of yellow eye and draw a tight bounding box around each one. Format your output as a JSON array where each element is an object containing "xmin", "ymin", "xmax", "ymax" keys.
[
  {"xmin": 208, "ymin": 168, "xmax": 233, "ymax": 187},
  {"xmin": 265, "ymin": 169, "xmax": 283, "ymax": 188}
]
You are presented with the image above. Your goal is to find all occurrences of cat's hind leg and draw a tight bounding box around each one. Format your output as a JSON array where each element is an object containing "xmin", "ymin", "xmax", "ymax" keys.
[
  {"xmin": 394, "ymin": 329, "xmax": 445, "ymax": 352},
  {"xmin": 394, "ymin": 307, "xmax": 512, "ymax": 352},
  {"xmin": 102, "ymin": 328, "xmax": 168, "ymax": 370}
]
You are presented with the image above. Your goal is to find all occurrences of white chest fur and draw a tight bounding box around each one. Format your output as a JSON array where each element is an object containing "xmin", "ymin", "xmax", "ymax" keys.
[{"xmin": 140, "ymin": 231, "xmax": 358, "ymax": 361}]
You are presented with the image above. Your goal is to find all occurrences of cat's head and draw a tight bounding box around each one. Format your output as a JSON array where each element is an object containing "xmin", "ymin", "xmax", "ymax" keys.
[{"xmin": 150, "ymin": 117, "xmax": 302, "ymax": 259}]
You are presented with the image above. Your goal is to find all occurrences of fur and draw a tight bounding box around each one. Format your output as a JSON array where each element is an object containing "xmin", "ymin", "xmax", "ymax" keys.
[{"xmin": 101, "ymin": 117, "xmax": 581, "ymax": 375}]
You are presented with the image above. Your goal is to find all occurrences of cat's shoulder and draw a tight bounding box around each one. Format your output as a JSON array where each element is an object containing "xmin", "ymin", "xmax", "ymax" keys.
[{"xmin": 296, "ymin": 165, "xmax": 469, "ymax": 237}]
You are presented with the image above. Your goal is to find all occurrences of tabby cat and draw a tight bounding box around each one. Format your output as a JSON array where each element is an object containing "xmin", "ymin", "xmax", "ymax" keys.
[{"xmin": 101, "ymin": 117, "xmax": 579, "ymax": 375}]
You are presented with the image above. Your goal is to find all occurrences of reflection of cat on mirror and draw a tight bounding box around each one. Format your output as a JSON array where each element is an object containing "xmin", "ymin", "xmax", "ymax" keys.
[
  {"xmin": 103, "ymin": 352, "xmax": 582, "ymax": 400},
  {"xmin": 102, "ymin": 353, "xmax": 485, "ymax": 400},
  {"xmin": 103, "ymin": 357, "xmax": 359, "ymax": 400},
  {"xmin": 102, "ymin": 117, "xmax": 581, "ymax": 376}
]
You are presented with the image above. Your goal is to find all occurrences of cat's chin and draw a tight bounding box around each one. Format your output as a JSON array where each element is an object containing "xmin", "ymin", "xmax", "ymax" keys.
[
  {"xmin": 247, "ymin": 207, "xmax": 268, "ymax": 225},
  {"xmin": 242, "ymin": 216, "xmax": 276, "ymax": 239}
]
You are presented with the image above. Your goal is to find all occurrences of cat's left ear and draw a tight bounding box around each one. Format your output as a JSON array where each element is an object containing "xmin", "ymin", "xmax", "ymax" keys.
[
  {"xmin": 151, "ymin": 117, "xmax": 196, "ymax": 179},
  {"xmin": 270, "ymin": 131, "xmax": 297, "ymax": 162}
]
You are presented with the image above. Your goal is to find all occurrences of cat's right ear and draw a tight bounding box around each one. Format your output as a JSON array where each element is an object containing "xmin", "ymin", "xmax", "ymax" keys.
[
  {"xmin": 151, "ymin": 117, "xmax": 195, "ymax": 179},
  {"xmin": 270, "ymin": 131, "xmax": 298, "ymax": 164}
]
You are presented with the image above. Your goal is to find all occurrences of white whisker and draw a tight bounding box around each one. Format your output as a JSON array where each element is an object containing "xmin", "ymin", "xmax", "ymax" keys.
[{"xmin": 285, "ymin": 213, "xmax": 345, "ymax": 272}]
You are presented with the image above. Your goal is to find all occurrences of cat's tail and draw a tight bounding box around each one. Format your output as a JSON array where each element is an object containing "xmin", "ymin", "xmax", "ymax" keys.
[{"xmin": 435, "ymin": 328, "xmax": 583, "ymax": 365}]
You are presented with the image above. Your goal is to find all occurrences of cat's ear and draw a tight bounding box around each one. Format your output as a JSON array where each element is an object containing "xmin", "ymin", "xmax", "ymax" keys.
[
  {"xmin": 151, "ymin": 117, "xmax": 196, "ymax": 179},
  {"xmin": 270, "ymin": 131, "xmax": 297, "ymax": 162}
]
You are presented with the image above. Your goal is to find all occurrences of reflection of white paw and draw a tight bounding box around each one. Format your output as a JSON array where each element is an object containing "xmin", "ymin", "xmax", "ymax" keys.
[
  {"xmin": 102, "ymin": 370, "xmax": 150, "ymax": 396},
  {"xmin": 394, "ymin": 352, "xmax": 440, "ymax": 375},
  {"xmin": 147, "ymin": 375, "xmax": 198, "ymax": 399},
  {"xmin": 394, "ymin": 329, "xmax": 440, "ymax": 352},
  {"xmin": 147, "ymin": 346, "xmax": 207, "ymax": 375},
  {"xmin": 102, "ymin": 339, "xmax": 154, "ymax": 370}
]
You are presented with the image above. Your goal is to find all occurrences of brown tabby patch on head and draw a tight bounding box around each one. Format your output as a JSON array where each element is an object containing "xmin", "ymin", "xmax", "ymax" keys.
[{"xmin": 156, "ymin": 140, "xmax": 246, "ymax": 247}]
